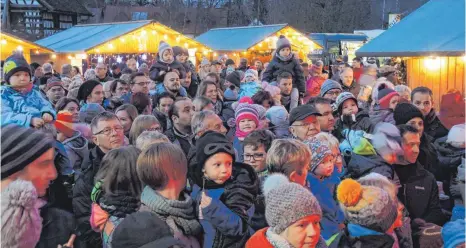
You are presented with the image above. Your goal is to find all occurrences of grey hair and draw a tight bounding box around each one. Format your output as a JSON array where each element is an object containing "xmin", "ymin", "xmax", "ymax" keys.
[
  {"xmin": 84, "ymin": 69, "xmax": 97, "ymax": 81},
  {"xmin": 42, "ymin": 63, "xmax": 53, "ymax": 73},
  {"xmin": 61, "ymin": 64, "xmax": 72, "ymax": 76},
  {"xmin": 120, "ymin": 73, "xmax": 132, "ymax": 84},
  {"xmin": 193, "ymin": 96, "xmax": 213, "ymax": 112},
  {"xmin": 191, "ymin": 110, "xmax": 217, "ymax": 138},
  {"xmin": 135, "ymin": 131, "xmax": 170, "ymax": 150}
]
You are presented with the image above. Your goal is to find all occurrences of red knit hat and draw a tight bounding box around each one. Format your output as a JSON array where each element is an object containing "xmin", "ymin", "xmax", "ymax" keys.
[
  {"xmin": 55, "ymin": 111, "xmax": 75, "ymax": 137},
  {"xmin": 378, "ymin": 84, "xmax": 399, "ymax": 109}
]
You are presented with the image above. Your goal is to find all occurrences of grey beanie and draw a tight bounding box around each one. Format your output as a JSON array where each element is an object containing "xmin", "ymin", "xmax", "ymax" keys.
[
  {"xmin": 335, "ymin": 92, "xmax": 357, "ymax": 113},
  {"xmin": 263, "ymin": 174, "xmax": 322, "ymax": 234},
  {"xmin": 276, "ymin": 35, "xmax": 291, "ymax": 52},
  {"xmin": 1, "ymin": 124, "xmax": 55, "ymax": 179},
  {"xmin": 158, "ymin": 41, "xmax": 173, "ymax": 61},
  {"xmin": 320, "ymin": 79, "xmax": 343, "ymax": 97}
]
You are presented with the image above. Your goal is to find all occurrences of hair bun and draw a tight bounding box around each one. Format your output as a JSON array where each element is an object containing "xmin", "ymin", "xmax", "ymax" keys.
[
  {"xmin": 279, "ymin": 35, "xmax": 285, "ymax": 39},
  {"xmin": 337, "ymin": 179, "xmax": 363, "ymax": 207}
]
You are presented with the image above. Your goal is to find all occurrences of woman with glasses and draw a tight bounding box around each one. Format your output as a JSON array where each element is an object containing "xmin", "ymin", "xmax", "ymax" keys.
[{"xmin": 129, "ymin": 115, "xmax": 162, "ymax": 145}]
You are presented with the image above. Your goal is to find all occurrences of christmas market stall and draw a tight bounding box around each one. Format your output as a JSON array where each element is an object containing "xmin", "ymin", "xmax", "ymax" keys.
[
  {"xmin": 33, "ymin": 20, "xmax": 211, "ymax": 72},
  {"xmin": 1, "ymin": 31, "xmax": 53, "ymax": 62},
  {"xmin": 195, "ymin": 24, "xmax": 321, "ymax": 64},
  {"xmin": 356, "ymin": 0, "xmax": 465, "ymax": 110},
  {"xmin": 308, "ymin": 33, "xmax": 368, "ymax": 65}
]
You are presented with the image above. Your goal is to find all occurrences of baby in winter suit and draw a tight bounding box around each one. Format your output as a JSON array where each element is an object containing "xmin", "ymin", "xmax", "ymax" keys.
[{"xmin": 149, "ymin": 41, "xmax": 186, "ymax": 82}]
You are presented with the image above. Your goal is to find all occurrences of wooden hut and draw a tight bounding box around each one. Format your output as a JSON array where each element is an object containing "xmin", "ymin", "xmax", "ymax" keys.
[{"xmin": 0, "ymin": 31, "xmax": 53, "ymax": 62}]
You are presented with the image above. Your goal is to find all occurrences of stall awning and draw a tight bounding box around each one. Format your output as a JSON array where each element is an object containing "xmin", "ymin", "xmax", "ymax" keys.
[
  {"xmin": 356, "ymin": 0, "xmax": 465, "ymax": 57},
  {"xmin": 35, "ymin": 20, "xmax": 210, "ymax": 54},
  {"xmin": 309, "ymin": 33, "xmax": 368, "ymax": 48},
  {"xmin": 1, "ymin": 31, "xmax": 53, "ymax": 60}
]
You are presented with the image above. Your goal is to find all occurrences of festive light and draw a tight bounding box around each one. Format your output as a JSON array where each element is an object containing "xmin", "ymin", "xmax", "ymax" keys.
[
  {"xmin": 265, "ymin": 37, "xmax": 270, "ymax": 42},
  {"xmin": 107, "ymin": 43, "xmax": 114, "ymax": 49},
  {"xmin": 1, "ymin": 39, "xmax": 6, "ymax": 45},
  {"xmin": 203, "ymin": 50, "xmax": 208, "ymax": 55},
  {"xmin": 141, "ymin": 30, "xmax": 147, "ymax": 36},
  {"xmin": 163, "ymin": 34, "xmax": 168, "ymax": 40},
  {"xmin": 184, "ymin": 43, "xmax": 189, "ymax": 48},
  {"xmin": 16, "ymin": 45, "xmax": 23, "ymax": 51},
  {"xmin": 120, "ymin": 37, "xmax": 125, "ymax": 42},
  {"xmin": 98, "ymin": 56, "xmax": 104, "ymax": 63},
  {"xmin": 176, "ymin": 36, "xmax": 181, "ymax": 43},
  {"xmin": 116, "ymin": 56, "xmax": 122, "ymax": 63},
  {"xmin": 213, "ymin": 52, "xmax": 218, "ymax": 57},
  {"xmin": 142, "ymin": 54, "xmax": 147, "ymax": 60},
  {"xmin": 67, "ymin": 55, "xmax": 73, "ymax": 60},
  {"xmin": 35, "ymin": 50, "xmax": 39, "ymax": 54},
  {"xmin": 258, "ymin": 43, "xmax": 263, "ymax": 47},
  {"xmin": 424, "ymin": 57, "xmax": 440, "ymax": 70},
  {"xmin": 51, "ymin": 54, "xmax": 57, "ymax": 59},
  {"xmin": 151, "ymin": 30, "xmax": 156, "ymax": 35},
  {"xmin": 96, "ymin": 49, "xmax": 100, "ymax": 53}
]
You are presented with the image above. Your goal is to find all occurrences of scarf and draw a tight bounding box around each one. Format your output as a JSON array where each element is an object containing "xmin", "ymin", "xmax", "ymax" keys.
[
  {"xmin": 266, "ymin": 228, "xmax": 293, "ymax": 248},
  {"xmin": 98, "ymin": 190, "xmax": 140, "ymax": 218},
  {"xmin": 140, "ymin": 186, "xmax": 203, "ymax": 237},
  {"xmin": 10, "ymin": 84, "xmax": 34, "ymax": 95},
  {"xmin": 214, "ymin": 99, "xmax": 223, "ymax": 115},
  {"xmin": 235, "ymin": 129, "xmax": 252, "ymax": 139},
  {"xmin": 276, "ymin": 52, "xmax": 293, "ymax": 62}
]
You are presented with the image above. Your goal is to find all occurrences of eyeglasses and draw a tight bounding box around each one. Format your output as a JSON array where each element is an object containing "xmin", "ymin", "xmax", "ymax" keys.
[
  {"xmin": 133, "ymin": 82, "xmax": 150, "ymax": 86},
  {"xmin": 244, "ymin": 153, "xmax": 265, "ymax": 161},
  {"xmin": 93, "ymin": 126, "xmax": 124, "ymax": 136},
  {"xmin": 326, "ymin": 90, "xmax": 341, "ymax": 96},
  {"xmin": 145, "ymin": 127, "xmax": 161, "ymax": 132}
]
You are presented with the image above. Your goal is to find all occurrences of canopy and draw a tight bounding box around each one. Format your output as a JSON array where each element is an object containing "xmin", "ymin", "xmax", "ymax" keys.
[
  {"xmin": 356, "ymin": 0, "xmax": 465, "ymax": 57},
  {"xmin": 1, "ymin": 31, "xmax": 53, "ymax": 61},
  {"xmin": 35, "ymin": 20, "xmax": 210, "ymax": 54},
  {"xmin": 309, "ymin": 33, "xmax": 368, "ymax": 48}
]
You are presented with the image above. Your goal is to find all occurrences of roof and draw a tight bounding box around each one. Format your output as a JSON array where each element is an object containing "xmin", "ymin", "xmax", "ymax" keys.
[
  {"xmin": 356, "ymin": 0, "xmax": 465, "ymax": 57},
  {"xmin": 1, "ymin": 31, "xmax": 53, "ymax": 53},
  {"xmin": 35, "ymin": 21, "xmax": 151, "ymax": 53},
  {"xmin": 38, "ymin": 0, "xmax": 92, "ymax": 16},
  {"xmin": 308, "ymin": 33, "xmax": 368, "ymax": 48},
  {"xmin": 195, "ymin": 24, "xmax": 288, "ymax": 51}
]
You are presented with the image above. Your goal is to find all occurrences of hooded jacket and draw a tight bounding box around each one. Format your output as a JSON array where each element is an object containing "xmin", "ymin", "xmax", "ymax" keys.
[
  {"xmin": 424, "ymin": 108, "xmax": 449, "ymax": 141},
  {"xmin": 62, "ymin": 131, "xmax": 89, "ymax": 176},
  {"xmin": 149, "ymin": 59, "xmax": 186, "ymax": 82},
  {"xmin": 346, "ymin": 154, "xmax": 394, "ymax": 180},
  {"xmin": 394, "ymin": 162, "xmax": 447, "ymax": 226},
  {"xmin": 190, "ymin": 162, "xmax": 259, "ymax": 248},
  {"xmin": 1, "ymin": 85, "xmax": 56, "ymax": 127},
  {"xmin": 262, "ymin": 54, "xmax": 306, "ymax": 94}
]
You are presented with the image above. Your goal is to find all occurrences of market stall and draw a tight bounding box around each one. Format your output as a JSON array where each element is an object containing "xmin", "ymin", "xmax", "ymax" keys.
[
  {"xmin": 308, "ymin": 33, "xmax": 368, "ymax": 64},
  {"xmin": 0, "ymin": 31, "xmax": 53, "ymax": 62},
  {"xmin": 33, "ymin": 20, "xmax": 211, "ymax": 72},
  {"xmin": 356, "ymin": 0, "xmax": 465, "ymax": 110},
  {"xmin": 195, "ymin": 24, "xmax": 321, "ymax": 64}
]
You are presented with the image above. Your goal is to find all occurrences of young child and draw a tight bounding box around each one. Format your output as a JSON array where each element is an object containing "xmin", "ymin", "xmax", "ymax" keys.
[
  {"xmin": 1, "ymin": 52, "xmax": 56, "ymax": 127},
  {"xmin": 149, "ymin": 41, "xmax": 186, "ymax": 82},
  {"xmin": 304, "ymin": 137, "xmax": 345, "ymax": 242},
  {"xmin": 189, "ymin": 131, "xmax": 258, "ymax": 248},
  {"xmin": 246, "ymin": 174, "xmax": 327, "ymax": 248},
  {"xmin": 369, "ymin": 84, "xmax": 400, "ymax": 125},
  {"xmin": 266, "ymin": 105, "xmax": 290, "ymax": 138},
  {"xmin": 238, "ymin": 69, "xmax": 262, "ymax": 99},
  {"xmin": 262, "ymin": 35, "xmax": 305, "ymax": 110}
]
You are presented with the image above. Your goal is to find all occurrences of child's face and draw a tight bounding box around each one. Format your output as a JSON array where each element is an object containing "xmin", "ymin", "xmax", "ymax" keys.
[
  {"xmin": 389, "ymin": 202, "xmax": 404, "ymax": 232},
  {"xmin": 176, "ymin": 54, "xmax": 188, "ymax": 63},
  {"xmin": 203, "ymin": 152, "xmax": 233, "ymax": 184},
  {"xmin": 162, "ymin": 50, "xmax": 174, "ymax": 62},
  {"xmin": 389, "ymin": 95, "xmax": 399, "ymax": 110},
  {"xmin": 279, "ymin": 215, "xmax": 321, "ymax": 248},
  {"xmin": 239, "ymin": 118, "xmax": 257, "ymax": 133},
  {"xmin": 279, "ymin": 47, "xmax": 291, "ymax": 57},
  {"xmin": 332, "ymin": 147, "xmax": 343, "ymax": 172},
  {"xmin": 243, "ymin": 144, "xmax": 267, "ymax": 173},
  {"xmin": 244, "ymin": 75, "xmax": 256, "ymax": 83},
  {"xmin": 342, "ymin": 99, "xmax": 358, "ymax": 115},
  {"xmin": 314, "ymin": 155, "xmax": 335, "ymax": 177},
  {"xmin": 9, "ymin": 71, "xmax": 31, "ymax": 88}
]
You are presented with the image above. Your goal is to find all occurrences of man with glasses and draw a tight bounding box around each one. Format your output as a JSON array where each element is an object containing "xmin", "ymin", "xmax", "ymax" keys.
[
  {"xmin": 320, "ymin": 79, "xmax": 343, "ymax": 102},
  {"xmin": 73, "ymin": 111, "xmax": 125, "ymax": 247},
  {"xmin": 95, "ymin": 62, "xmax": 113, "ymax": 83},
  {"xmin": 288, "ymin": 104, "xmax": 322, "ymax": 141},
  {"xmin": 121, "ymin": 72, "xmax": 150, "ymax": 103}
]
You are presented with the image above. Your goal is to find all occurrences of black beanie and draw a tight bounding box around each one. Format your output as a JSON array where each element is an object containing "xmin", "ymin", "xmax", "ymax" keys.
[
  {"xmin": 394, "ymin": 102, "xmax": 424, "ymax": 125},
  {"xmin": 3, "ymin": 52, "xmax": 31, "ymax": 84},
  {"xmin": 77, "ymin": 80, "xmax": 101, "ymax": 102},
  {"xmin": 226, "ymin": 71, "xmax": 241, "ymax": 88},
  {"xmin": 1, "ymin": 124, "xmax": 54, "ymax": 179},
  {"xmin": 193, "ymin": 131, "xmax": 235, "ymax": 185}
]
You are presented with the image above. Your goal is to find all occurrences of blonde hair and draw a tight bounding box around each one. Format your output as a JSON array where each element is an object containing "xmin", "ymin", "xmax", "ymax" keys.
[
  {"xmin": 135, "ymin": 131, "xmax": 170, "ymax": 150},
  {"xmin": 266, "ymin": 139, "xmax": 311, "ymax": 176},
  {"xmin": 129, "ymin": 115, "xmax": 160, "ymax": 145},
  {"xmin": 313, "ymin": 132, "xmax": 339, "ymax": 150}
]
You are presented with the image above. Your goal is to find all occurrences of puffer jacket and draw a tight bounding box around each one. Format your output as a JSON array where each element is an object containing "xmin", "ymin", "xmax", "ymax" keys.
[
  {"xmin": 334, "ymin": 110, "xmax": 374, "ymax": 141},
  {"xmin": 262, "ymin": 54, "xmax": 305, "ymax": 94},
  {"xmin": 346, "ymin": 154, "xmax": 394, "ymax": 180},
  {"xmin": 369, "ymin": 107, "xmax": 396, "ymax": 125},
  {"xmin": 149, "ymin": 59, "xmax": 186, "ymax": 82},
  {"xmin": 424, "ymin": 108, "xmax": 449, "ymax": 141},
  {"xmin": 62, "ymin": 131, "xmax": 89, "ymax": 177},
  {"xmin": 1, "ymin": 85, "xmax": 56, "ymax": 127}
]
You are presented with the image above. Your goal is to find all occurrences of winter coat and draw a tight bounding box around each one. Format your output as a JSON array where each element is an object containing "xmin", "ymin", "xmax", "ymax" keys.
[
  {"xmin": 251, "ymin": 170, "xmax": 269, "ymax": 232},
  {"xmin": 340, "ymin": 79, "xmax": 361, "ymax": 99},
  {"xmin": 334, "ymin": 111, "xmax": 374, "ymax": 146},
  {"xmin": 330, "ymin": 224, "xmax": 394, "ymax": 248},
  {"xmin": 165, "ymin": 127, "xmax": 194, "ymax": 157},
  {"xmin": 233, "ymin": 137, "xmax": 244, "ymax": 162},
  {"xmin": 238, "ymin": 82, "xmax": 262, "ymax": 100},
  {"xmin": 149, "ymin": 59, "xmax": 186, "ymax": 82},
  {"xmin": 425, "ymin": 109, "xmax": 449, "ymax": 141},
  {"xmin": 346, "ymin": 154, "xmax": 394, "ymax": 180},
  {"xmin": 97, "ymin": 75, "xmax": 114, "ymax": 83},
  {"xmin": 1, "ymin": 85, "xmax": 56, "ymax": 127},
  {"xmin": 434, "ymin": 136, "xmax": 465, "ymax": 170},
  {"xmin": 307, "ymin": 174, "xmax": 345, "ymax": 240},
  {"xmin": 154, "ymin": 83, "xmax": 188, "ymax": 98},
  {"xmin": 46, "ymin": 143, "xmax": 73, "ymax": 212},
  {"xmin": 36, "ymin": 207, "xmax": 76, "ymax": 248},
  {"xmin": 304, "ymin": 76, "xmax": 326, "ymax": 102},
  {"xmin": 184, "ymin": 82, "xmax": 199, "ymax": 99},
  {"xmin": 62, "ymin": 131, "xmax": 89, "ymax": 177},
  {"xmin": 369, "ymin": 107, "xmax": 396, "ymax": 125},
  {"xmin": 1, "ymin": 180, "xmax": 45, "ymax": 248},
  {"xmin": 419, "ymin": 134, "xmax": 442, "ymax": 180},
  {"xmin": 190, "ymin": 162, "xmax": 259, "ymax": 248},
  {"xmin": 394, "ymin": 162, "xmax": 448, "ymax": 226},
  {"xmin": 73, "ymin": 146, "xmax": 106, "ymax": 248},
  {"xmin": 246, "ymin": 228, "xmax": 328, "ymax": 248},
  {"xmin": 262, "ymin": 54, "xmax": 306, "ymax": 94}
]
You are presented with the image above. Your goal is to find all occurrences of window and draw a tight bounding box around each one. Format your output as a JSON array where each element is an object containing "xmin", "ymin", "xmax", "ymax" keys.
[{"xmin": 132, "ymin": 12, "xmax": 148, "ymax": 20}]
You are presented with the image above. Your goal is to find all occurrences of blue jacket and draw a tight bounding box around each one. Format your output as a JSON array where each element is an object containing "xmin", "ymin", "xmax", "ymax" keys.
[
  {"xmin": 153, "ymin": 83, "xmax": 188, "ymax": 97},
  {"xmin": 238, "ymin": 82, "xmax": 261, "ymax": 100},
  {"xmin": 307, "ymin": 174, "xmax": 345, "ymax": 240},
  {"xmin": 1, "ymin": 85, "xmax": 56, "ymax": 127},
  {"xmin": 191, "ymin": 184, "xmax": 255, "ymax": 248}
]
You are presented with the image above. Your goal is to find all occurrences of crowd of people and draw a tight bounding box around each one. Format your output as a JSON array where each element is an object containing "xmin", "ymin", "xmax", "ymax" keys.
[{"xmin": 1, "ymin": 34, "xmax": 465, "ymax": 248}]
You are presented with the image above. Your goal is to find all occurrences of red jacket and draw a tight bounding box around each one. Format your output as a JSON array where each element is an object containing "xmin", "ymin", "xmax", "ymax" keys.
[
  {"xmin": 246, "ymin": 228, "xmax": 274, "ymax": 248},
  {"xmin": 353, "ymin": 67, "xmax": 363, "ymax": 83}
]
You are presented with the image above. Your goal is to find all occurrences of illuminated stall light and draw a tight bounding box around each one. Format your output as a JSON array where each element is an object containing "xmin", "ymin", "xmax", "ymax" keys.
[
  {"xmin": 116, "ymin": 56, "xmax": 122, "ymax": 63},
  {"xmin": 424, "ymin": 57, "xmax": 441, "ymax": 70},
  {"xmin": 1, "ymin": 39, "xmax": 6, "ymax": 45},
  {"xmin": 16, "ymin": 45, "xmax": 23, "ymax": 51},
  {"xmin": 163, "ymin": 34, "xmax": 168, "ymax": 40},
  {"xmin": 35, "ymin": 50, "xmax": 39, "ymax": 54},
  {"xmin": 51, "ymin": 54, "xmax": 57, "ymax": 59},
  {"xmin": 98, "ymin": 56, "xmax": 104, "ymax": 63}
]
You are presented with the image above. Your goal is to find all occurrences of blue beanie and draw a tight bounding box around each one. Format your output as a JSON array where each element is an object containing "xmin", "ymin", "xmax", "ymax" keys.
[
  {"xmin": 3, "ymin": 52, "xmax": 31, "ymax": 84},
  {"xmin": 320, "ymin": 79, "xmax": 342, "ymax": 97},
  {"xmin": 442, "ymin": 219, "xmax": 465, "ymax": 248}
]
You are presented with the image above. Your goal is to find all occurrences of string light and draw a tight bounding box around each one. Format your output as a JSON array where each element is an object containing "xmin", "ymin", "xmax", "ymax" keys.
[
  {"xmin": 213, "ymin": 52, "xmax": 218, "ymax": 57},
  {"xmin": 203, "ymin": 50, "xmax": 208, "ymax": 55},
  {"xmin": 1, "ymin": 39, "xmax": 6, "ymax": 45},
  {"xmin": 151, "ymin": 30, "xmax": 156, "ymax": 35},
  {"xmin": 176, "ymin": 36, "xmax": 181, "ymax": 43},
  {"xmin": 96, "ymin": 49, "xmax": 100, "ymax": 53},
  {"xmin": 163, "ymin": 34, "xmax": 168, "ymax": 40},
  {"xmin": 107, "ymin": 43, "xmax": 114, "ymax": 49},
  {"xmin": 35, "ymin": 50, "xmax": 39, "ymax": 54},
  {"xmin": 51, "ymin": 54, "xmax": 57, "ymax": 59},
  {"xmin": 116, "ymin": 56, "xmax": 122, "ymax": 63},
  {"xmin": 141, "ymin": 30, "xmax": 147, "ymax": 36},
  {"xmin": 120, "ymin": 38, "xmax": 125, "ymax": 42},
  {"xmin": 16, "ymin": 45, "xmax": 23, "ymax": 51},
  {"xmin": 184, "ymin": 43, "xmax": 189, "ymax": 48}
]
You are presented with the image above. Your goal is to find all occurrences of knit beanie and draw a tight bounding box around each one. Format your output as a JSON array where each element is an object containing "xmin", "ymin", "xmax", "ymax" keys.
[
  {"xmin": 79, "ymin": 103, "xmax": 105, "ymax": 124},
  {"xmin": 224, "ymin": 88, "xmax": 238, "ymax": 101},
  {"xmin": 304, "ymin": 137, "xmax": 332, "ymax": 173},
  {"xmin": 172, "ymin": 46, "xmax": 186, "ymax": 57},
  {"xmin": 225, "ymin": 59, "xmax": 235, "ymax": 67},
  {"xmin": 447, "ymin": 124, "xmax": 465, "ymax": 148},
  {"xmin": 45, "ymin": 77, "xmax": 65, "ymax": 92},
  {"xmin": 266, "ymin": 106, "xmax": 290, "ymax": 138},
  {"xmin": 55, "ymin": 111, "xmax": 75, "ymax": 137},
  {"xmin": 320, "ymin": 79, "xmax": 342, "ymax": 97},
  {"xmin": 442, "ymin": 219, "xmax": 465, "ymax": 248},
  {"xmin": 335, "ymin": 92, "xmax": 357, "ymax": 113},
  {"xmin": 276, "ymin": 35, "xmax": 291, "ymax": 52},
  {"xmin": 394, "ymin": 103, "xmax": 424, "ymax": 125},
  {"xmin": 244, "ymin": 69, "xmax": 258, "ymax": 81},
  {"xmin": 337, "ymin": 179, "xmax": 398, "ymax": 233},
  {"xmin": 158, "ymin": 41, "xmax": 173, "ymax": 62},
  {"xmin": 3, "ymin": 52, "xmax": 31, "ymax": 84},
  {"xmin": 77, "ymin": 80, "xmax": 101, "ymax": 102},
  {"xmin": 235, "ymin": 103, "xmax": 261, "ymax": 127},
  {"xmin": 378, "ymin": 84, "xmax": 399, "ymax": 109},
  {"xmin": 372, "ymin": 80, "xmax": 395, "ymax": 104},
  {"xmin": 226, "ymin": 71, "xmax": 241, "ymax": 88},
  {"xmin": 263, "ymin": 174, "xmax": 322, "ymax": 234},
  {"xmin": 1, "ymin": 124, "xmax": 54, "ymax": 179}
]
